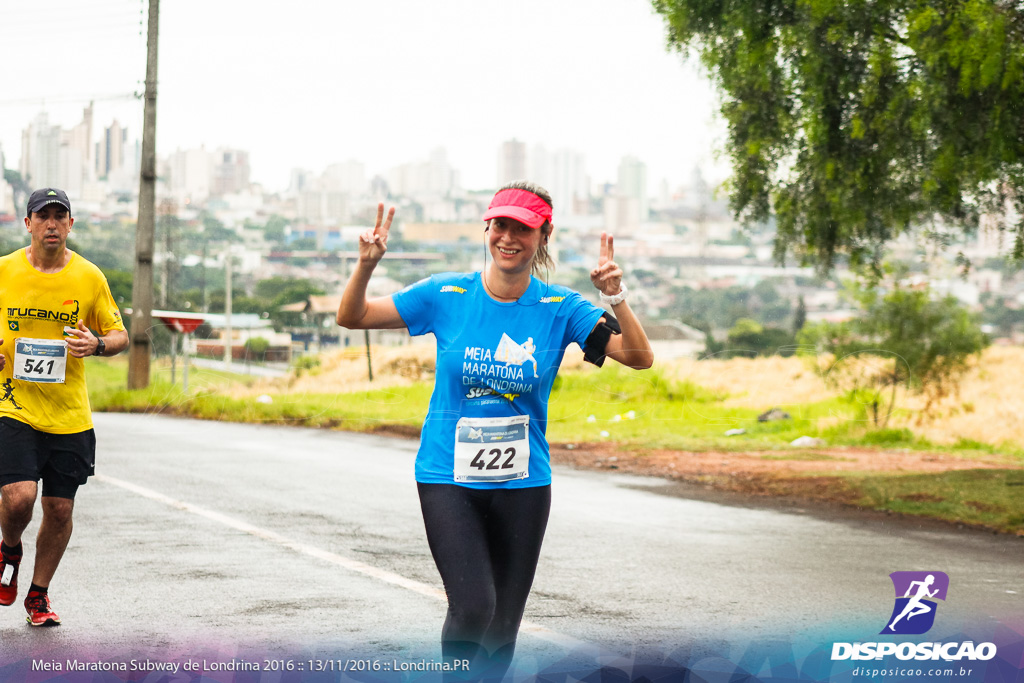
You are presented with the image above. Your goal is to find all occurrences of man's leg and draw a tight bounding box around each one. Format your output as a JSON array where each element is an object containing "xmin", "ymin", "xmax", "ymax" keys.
[
  {"xmin": 21, "ymin": 496, "xmax": 74, "ymax": 626},
  {"xmin": 0, "ymin": 481, "xmax": 38, "ymax": 606},
  {"xmin": 24, "ymin": 427, "xmax": 92, "ymax": 627},
  {"xmin": 1, "ymin": 481, "xmax": 39, "ymax": 546},
  {"xmin": 32, "ymin": 496, "xmax": 74, "ymax": 588}
]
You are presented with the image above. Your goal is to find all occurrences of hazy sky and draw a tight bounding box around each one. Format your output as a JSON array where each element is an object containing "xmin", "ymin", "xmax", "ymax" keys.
[{"xmin": 0, "ymin": 0, "xmax": 728, "ymax": 193}]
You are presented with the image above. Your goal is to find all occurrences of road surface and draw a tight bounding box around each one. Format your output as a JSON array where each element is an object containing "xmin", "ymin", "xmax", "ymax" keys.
[{"xmin": 0, "ymin": 413, "xmax": 1019, "ymax": 681}]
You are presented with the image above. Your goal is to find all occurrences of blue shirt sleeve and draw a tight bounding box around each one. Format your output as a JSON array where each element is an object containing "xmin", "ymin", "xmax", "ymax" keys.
[
  {"xmin": 392, "ymin": 276, "xmax": 436, "ymax": 337},
  {"xmin": 564, "ymin": 291, "xmax": 605, "ymax": 349}
]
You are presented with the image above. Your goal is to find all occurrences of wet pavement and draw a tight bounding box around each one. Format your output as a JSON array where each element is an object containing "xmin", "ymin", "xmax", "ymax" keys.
[{"xmin": 0, "ymin": 412, "xmax": 1019, "ymax": 681}]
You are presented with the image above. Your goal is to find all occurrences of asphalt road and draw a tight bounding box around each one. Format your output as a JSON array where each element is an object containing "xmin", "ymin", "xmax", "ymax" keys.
[{"xmin": 0, "ymin": 413, "xmax": 1020, "ymax": 681}]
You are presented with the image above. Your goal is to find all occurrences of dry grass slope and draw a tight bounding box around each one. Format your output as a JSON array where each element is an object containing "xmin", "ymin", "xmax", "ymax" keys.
[{"xmin": 228, "ymin": 343, "xmax": 1023, "ymax": 450}]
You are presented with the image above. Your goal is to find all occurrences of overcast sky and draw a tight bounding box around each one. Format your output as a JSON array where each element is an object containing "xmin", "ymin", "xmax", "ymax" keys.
[{"xmin": 0, "ymin": 0, "xmax": 728, "ymax": 194}]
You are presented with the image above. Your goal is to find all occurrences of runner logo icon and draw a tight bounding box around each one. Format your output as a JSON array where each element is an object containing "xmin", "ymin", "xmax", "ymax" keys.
[{"xmin": 882, "ymin": 571, "xmax": 949, "ymax": 635}]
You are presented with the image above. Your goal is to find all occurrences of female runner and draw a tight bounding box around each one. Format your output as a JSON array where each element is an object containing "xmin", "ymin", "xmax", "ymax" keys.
[{"xmin": 337, "ymin": 181, "xmax": 652, "ymax": 679}]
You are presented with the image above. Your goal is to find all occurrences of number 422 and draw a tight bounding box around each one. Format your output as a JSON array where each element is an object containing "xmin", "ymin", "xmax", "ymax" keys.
[{"xmin": 470, "ymin": 447, "xmax": 516, "ymax": 470}]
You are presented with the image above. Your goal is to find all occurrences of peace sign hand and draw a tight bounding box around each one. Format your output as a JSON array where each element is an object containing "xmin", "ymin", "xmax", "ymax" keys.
[
  {"xmin": 590, "ymin": 232, "xmax": 623, "ymax": 296},
  {"xmin": 358, "ymin": 203, "xmax": 395, "ymax": 265}
]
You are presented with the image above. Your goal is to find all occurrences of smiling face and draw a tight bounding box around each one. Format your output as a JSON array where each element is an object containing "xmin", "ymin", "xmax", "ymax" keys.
[
  {"xmin": 486, "ymin": 216, "xmax": 546, "ymax": 276},
  {"xmin": 25, "ymin": 204, "xmax": 74, "ymax": 256}
]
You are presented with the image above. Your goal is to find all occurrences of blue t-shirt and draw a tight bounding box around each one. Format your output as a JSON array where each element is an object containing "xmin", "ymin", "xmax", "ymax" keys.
[{"xmin": 392, "ymin": 272, "xmax": 605, "ymax": 488}]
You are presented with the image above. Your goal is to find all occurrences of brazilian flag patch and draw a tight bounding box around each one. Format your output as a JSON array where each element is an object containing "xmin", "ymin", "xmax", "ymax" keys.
[{"xmin": 7, "ymin": 321, "xmax": 17, "ymax": 332}]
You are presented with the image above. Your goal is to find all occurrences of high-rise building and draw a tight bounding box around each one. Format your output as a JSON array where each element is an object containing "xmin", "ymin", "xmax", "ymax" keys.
[
  {"xmin": 0, "ymin": 144, "xmax": 14, "ymax": 216},
  {"xmin": 297, "ymin": 190, "xmax": 349, "ymax": 226},
  {"xmin": 211, "ymin": 148, "xmax": 251, "ymax": 195},
  {"xmin": 497, "ymin": 139, "xmax": 527, "ymax": 187},
  {"xmin": 530, "ymin": 145, "xmax": 589, "ymax": 217},
  {"xmin": 322, "ymin": 160, "xmax": 367, "ymax": 196},
  {"xmin": 387, "ymin": 148, "xmax": 457, "ymax": 198},
  {"xmin": 289, "ymin": 168, "xmax": 314, "ymax": 195},
  {"xmin": 20, "ymin": 112, "xmax": 61, "ymax": 188},
  {"xmin": 168, "ymin": 147, "xmax": 212, "ymax": 200},
  {"xmin": 617, "ymin": 155, "xmax": 649, "ymax": 224},
  {"xmin": 56, "ymin": 145, "xmax": 85, "ymax": 197},
  {"xmin": 64, "ymin": 104, "xmax": 94, "ymax": 182},
  {"xmin": 96, "ymin": 119, "xmax": 127, "ymax": 179}
]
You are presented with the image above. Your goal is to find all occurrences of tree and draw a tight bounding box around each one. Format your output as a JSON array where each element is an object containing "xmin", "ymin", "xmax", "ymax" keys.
[
  {"xmin": 667, "ymin": 281, "xmax": 792, "ymax": 330},
  {"xmin": 722, "ymin": 318, "xmax": 797, "ymax": 358},
  {"xmin": 3, "ymin": 169, "xmax": 31, "ymax": 211},
  {"xmin": 101, "ymin": 268, "xmax": 134, "ymax": 306},
  {"xmin": 199, "ymin": 212, "xmax": 237, "ymax": 243},
  {"xmin": 979, "ymin": 292, "xmax": 1024, "ymax": 337},
  {"xmin": 254, "ymin": 276, "xmax": 324, "ymax": 309},
  {"xmin": 793, "ymin": 295, "xmax": 808, "ymax": 334},
  {"xmin": 798, "ymin": 264, "xmax": 989, "ymax": 425},
  {"xmin": 256, "ymin": 215, "xmax": 290, "ymax": 245},
  {"xmin": 244, "ymin": 336, "xmax": 270, "ymax": 360},
  {"xmin": 652, "ymin": 0, "xmax": 1024, "ymax": 271}
]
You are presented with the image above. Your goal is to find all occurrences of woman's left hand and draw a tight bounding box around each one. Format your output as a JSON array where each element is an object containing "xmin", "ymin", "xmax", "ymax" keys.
[{"xmin": 590, "ymin": 232, "xmax": 623, "ymax": 296}]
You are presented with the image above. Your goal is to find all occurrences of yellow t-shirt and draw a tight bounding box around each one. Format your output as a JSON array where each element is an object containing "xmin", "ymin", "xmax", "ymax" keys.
[{"xmin": 0, "ymin": 248, "xmax": 125, "ymax": 433}]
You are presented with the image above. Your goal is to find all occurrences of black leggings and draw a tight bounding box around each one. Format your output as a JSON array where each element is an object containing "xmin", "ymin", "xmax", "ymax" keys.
[{"xmin": 417, "ymin": 483, "xmax": 551, "ymax": 679}]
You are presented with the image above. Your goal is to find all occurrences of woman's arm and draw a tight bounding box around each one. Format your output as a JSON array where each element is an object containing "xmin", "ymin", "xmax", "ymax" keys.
[
  {"xmin": 600, "ymin": 302, "xmax": 652, "ymax": 369},
  {"xmin": 336, "ymin": 204, "xmax": 407, "ymax": 330},
  {"xmin": 589, "ymin": 232, "xmax": 653, "ymax": 370}
]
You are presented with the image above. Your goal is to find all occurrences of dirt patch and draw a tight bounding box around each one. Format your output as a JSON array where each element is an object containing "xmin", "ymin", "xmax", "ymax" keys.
[
  {"xmin": 367, "ymin": 423, "xmax": 423, "ymax": 439},
  {"xmin": 548, "ymin": 441, "xmax": 1021, "ymax": 512},
  {"xmin": 549, "ymin": 443, "xmax": 1024, "ymax": 536},
  {"xmin": 550, "ymin": 442, "xmax": 1014, "ymax": 479}
]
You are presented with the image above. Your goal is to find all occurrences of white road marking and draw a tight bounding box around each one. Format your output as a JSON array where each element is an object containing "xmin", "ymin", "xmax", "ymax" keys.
[{"xmin": 96, "ymin": 474, "xmax": 594, "ymax": 651}]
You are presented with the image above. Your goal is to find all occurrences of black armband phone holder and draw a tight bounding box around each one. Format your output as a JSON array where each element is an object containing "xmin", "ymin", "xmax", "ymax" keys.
[{"xmin": 583, "ymin": 313, "xmax": 622, "ymax": 367}]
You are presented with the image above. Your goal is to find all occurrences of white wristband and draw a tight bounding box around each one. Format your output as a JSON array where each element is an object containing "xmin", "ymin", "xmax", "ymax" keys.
[{"xmin": 599, "ymin": 283, "xmax": 628, "ymax": 306}]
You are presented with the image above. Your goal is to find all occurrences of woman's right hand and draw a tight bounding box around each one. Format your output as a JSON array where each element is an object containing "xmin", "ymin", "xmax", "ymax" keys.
[{"xmin": 358, "ymin": 203, "xmax": 395, "ymax": 265}]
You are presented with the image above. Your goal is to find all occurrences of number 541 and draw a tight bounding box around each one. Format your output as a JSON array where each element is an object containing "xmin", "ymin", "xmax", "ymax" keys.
[{"xmin": 24, "ymin": 359, "xmax": 55, "ymax": 374}]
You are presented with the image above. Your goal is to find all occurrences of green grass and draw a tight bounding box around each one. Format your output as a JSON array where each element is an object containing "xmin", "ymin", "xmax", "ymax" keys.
[
  {"xmin": 544, "ymin": 364, "xmax": 863, "ymax": 451},
  {"xmin": 87, "ymin": 358, "xmax": 430, "ymax": 431},
  {"xmin": 845, "ymin": 469, "xmax": 1024, "ymax": 534}
]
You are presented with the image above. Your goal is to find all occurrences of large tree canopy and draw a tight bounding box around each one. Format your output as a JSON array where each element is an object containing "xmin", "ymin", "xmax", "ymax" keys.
[{"xmin": 652, "ymin": 0, "xmax": 1024, "ymax": 271}]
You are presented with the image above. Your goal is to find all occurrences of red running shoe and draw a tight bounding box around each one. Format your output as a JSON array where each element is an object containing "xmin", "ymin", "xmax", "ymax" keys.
[
  {"xmin": 0, "ymin": 545, "xmax": 21, "ymax": 606},
  {"xmin": 24, "ymin": 591, "xmax": 60, "ymax": 627}
]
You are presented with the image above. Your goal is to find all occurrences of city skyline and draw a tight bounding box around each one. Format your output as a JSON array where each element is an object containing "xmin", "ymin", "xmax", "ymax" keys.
[{"xmin": 0, "ymin": 0, "xmax": 729, "ymax": 194}]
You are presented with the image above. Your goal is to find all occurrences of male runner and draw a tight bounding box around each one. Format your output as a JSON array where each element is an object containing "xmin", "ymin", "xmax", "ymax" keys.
[{"xmin": 0, "ymin": 188, "xmax": 128, "ymax": 626}]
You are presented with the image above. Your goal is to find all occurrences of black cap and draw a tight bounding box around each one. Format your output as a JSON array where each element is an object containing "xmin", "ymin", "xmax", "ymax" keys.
[{"xmin": 27, "ymin": 188, "xmax": 72, "ymax": 216}]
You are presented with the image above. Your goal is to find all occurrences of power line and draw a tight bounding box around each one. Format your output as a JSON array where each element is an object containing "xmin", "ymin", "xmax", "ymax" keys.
[
  {"xmin": 0, "ymin": 1, "xmax": 143, "ymax": 19},
  {"xmin": 0, "ymin": 93, "xmax": 141, "ymax": 107}
]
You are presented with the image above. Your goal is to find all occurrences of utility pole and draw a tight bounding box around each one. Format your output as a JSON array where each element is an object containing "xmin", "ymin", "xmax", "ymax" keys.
[
  {"xmin": 364, "ymin": 329, "xmax": 373, "ymax": 382},
  {"xmin": 159, "ymin": 199, "xmax": 175, "ymax": 308},
  {"xmin": 223, "ymin": 248, "xmax": 232, "ymax": 368},
  {"xmin": 128, "ymin": 0, "xmax": 159, "ymax": 389}
]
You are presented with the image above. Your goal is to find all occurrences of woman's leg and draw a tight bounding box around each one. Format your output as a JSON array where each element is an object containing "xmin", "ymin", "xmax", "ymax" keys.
[
  {"xmin": 418, "ymin": 483, "xmax": 552, "ymax": 680},
  {"xmin": 417, "ymin": 483, "xmax": 495, "ymax": 665},
  {"xmin": 481, "ymin": 485, "xmax": 552, "ymax": 674}
]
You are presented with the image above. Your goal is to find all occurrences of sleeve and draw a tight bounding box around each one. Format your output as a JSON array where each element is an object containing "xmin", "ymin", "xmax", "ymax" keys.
[
  {"xmin": 391, "ymin": 276, "xmax": 436, "ymax": 337},
  {"xmin": 563, "ymin": 291, "xmax": 606, "ymax": 350},
  {"xmin": 89, "ymin": 275, "xmax": 126, "ymax": 335}
]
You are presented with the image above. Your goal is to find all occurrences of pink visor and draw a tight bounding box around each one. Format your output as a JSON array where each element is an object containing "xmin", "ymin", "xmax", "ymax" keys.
[{"xmin": 482, "ymin": 188, "xmax": 552, "ymax": 229}]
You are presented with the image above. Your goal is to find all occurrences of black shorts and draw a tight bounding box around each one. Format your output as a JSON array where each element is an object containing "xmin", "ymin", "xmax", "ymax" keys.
[{"xmin": 0, "ymin": 417, "xmax": 96, "ymax": 499}]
